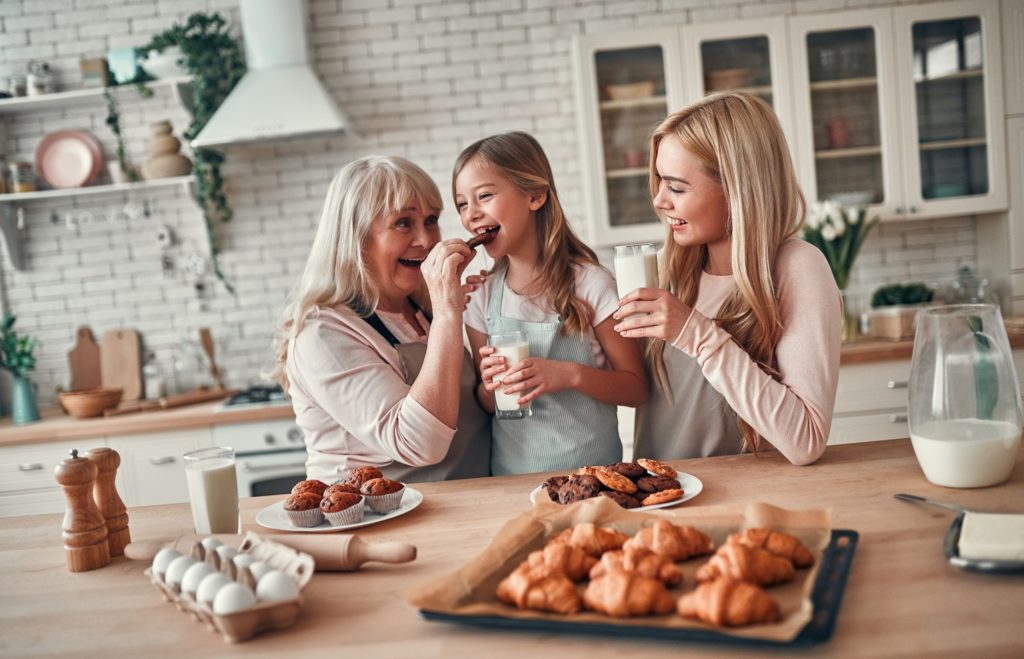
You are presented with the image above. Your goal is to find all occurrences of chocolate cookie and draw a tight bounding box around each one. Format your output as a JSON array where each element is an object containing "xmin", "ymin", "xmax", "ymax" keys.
[
  {"xmin": 598, "ymin": 490, "xmax": 642, "ymax": 509},
  {"xmin": 636, "ymin": 475, "xmax": 682, "ymax": 493},
  {"xmin": 557, "ymin": 474, "xmax": 603, "ymax": 505},
  {"xmin": 605, "ymin": 462, "xmax": 646, "ymax": 481},
  {"xmin": 544, "ymin": 475, "xmax": 569, "ymax": 502}
]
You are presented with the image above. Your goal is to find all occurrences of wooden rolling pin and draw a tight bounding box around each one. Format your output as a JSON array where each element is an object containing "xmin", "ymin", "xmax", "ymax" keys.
[{"xmin": 124, "ymin": 533, "xmax": 416, "ymax": 571}]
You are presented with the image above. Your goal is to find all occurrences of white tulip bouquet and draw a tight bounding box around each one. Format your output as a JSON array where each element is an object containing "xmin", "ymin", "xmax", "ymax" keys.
[{"xmin": 802, "ymin": 200, "xmax": 879, "ymax": 291}]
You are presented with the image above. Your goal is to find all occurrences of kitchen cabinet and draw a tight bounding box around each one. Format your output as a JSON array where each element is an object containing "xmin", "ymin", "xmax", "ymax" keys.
[
  {"xmin": 1002, "ymin": 0, "xmax": 1024, "ymax": 116},
  {"xmin": 108, "ymin": 428, "xmax": 212, "ymax": 508},
  {"xmin": 0, "ymin": 438, "xmax": 105, "ymax": 517},
  {"xmin": 1008, "ymin": 116, "xmax": 1024, "ymax": 314},
  {"xmin": 789, "ymin": 0, "xmax": 1006, "ymax": 221}
]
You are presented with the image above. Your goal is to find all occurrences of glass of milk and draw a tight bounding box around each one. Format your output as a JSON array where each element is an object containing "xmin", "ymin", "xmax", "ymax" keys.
[
  {"xmin": 488, "ymin": 331, "xmax": 533, "ymax": 419},
  {"xmin": 908, "ymin": 304, "xmax": 1022, "ymax": 488},
  {"xmin": 613, "ymin": 243, "xmax": 659, "ymax": 319},
  {"xmin": 183, "ymin": 447, "xmax": 240, "ymax": 534}
]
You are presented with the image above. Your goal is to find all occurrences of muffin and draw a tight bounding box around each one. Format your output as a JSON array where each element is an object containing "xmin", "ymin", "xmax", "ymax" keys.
[
  {"xmin": 344, "ymin": 466, "xmax": 384, "ymax": 488},
  {"xmin": 359, "ymin": 477, "xmax": 405, "ymax": 513},
  {"xmin": 283, "ymin": 492, "xmax": 325, "ymax": 527},
  {"xmin": 323, "ymin": 482, "xmax": 360, "ymax": 498},
  {"xmin": 291, "ymin": 479, "xmax": 328, "ymax": 497},
  {"xmin": 320, "ymin": 491, "xmax": 364, "ymax": 526}
]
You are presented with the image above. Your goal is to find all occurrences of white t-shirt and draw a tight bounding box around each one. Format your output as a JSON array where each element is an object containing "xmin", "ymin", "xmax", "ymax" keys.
[{"xmin": 463, "ymin": 263, "xmax": 620, "ymax": 369}]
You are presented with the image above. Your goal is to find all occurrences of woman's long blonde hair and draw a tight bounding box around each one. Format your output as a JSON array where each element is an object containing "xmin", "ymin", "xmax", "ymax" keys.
[
  {"xmin": 649, "ymin": 92, "xmax": 805, "ymax": 452},
  {"xmin": 452, "ymin": 131, "xmax": 600, "ymax": 336},
  {"xmin": 271, "ymin": 156, "xmax": 442, "ymax": 390}
]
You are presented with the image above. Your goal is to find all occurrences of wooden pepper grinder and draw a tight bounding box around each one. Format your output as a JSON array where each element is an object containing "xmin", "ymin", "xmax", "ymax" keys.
[
  {"xmin": 54, "ymin": 449, "xmax": 110, "ymax": 572},
  {"xmin": 85, "ymin": 447, "xmax": 130, "ymax": 557}
]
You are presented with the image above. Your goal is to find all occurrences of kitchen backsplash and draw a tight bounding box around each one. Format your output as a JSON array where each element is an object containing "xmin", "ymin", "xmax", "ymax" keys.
[{"xmin": 0, "ymin": 0, "xmax": 979, "ymax": 408}]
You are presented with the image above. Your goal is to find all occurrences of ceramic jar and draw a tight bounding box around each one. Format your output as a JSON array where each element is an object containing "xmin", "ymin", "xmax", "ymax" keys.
[{"xmin": 141, "ymin": 120, "xmax": 192, "ymax": 180}]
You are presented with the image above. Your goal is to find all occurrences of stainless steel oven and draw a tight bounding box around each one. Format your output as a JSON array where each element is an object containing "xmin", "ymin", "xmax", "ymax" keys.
[{"xmin": 212, "ymin": 416, "xmax": 308, "ymax": 498}]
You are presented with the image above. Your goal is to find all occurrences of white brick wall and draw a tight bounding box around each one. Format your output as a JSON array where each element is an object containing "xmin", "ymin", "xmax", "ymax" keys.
[{"xmin": 0, "ymin": 0, "xmax": 979, "ymax": 409}]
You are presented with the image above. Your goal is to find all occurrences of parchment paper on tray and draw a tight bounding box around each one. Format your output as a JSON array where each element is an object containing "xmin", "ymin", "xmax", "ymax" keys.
[{"xmin": 407, "ymin": 497, "xmax": 831, "ymax": 643}]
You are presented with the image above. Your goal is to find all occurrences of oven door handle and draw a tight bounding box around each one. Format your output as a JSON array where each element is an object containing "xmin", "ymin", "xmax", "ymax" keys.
[{"xmin": 239, "ymin": 461, "xmax": 307, "ymax": 473}]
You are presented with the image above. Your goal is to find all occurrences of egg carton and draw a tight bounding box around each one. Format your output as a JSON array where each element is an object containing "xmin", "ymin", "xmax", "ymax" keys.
[{"xmin": 144, "ymin": 531, "xmax": 315, "ymax": 643}]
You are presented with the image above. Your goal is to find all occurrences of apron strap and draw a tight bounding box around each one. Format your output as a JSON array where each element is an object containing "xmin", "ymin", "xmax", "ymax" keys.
[{"xmin": 364, "ymin": 296, "xmax": 429, "ymax": 347}]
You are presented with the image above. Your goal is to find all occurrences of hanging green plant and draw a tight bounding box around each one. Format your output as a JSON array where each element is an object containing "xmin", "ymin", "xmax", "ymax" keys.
[
  {"xmin": 139, "ymin": 12, "xmax": 245, "ymax": 295},
  {"xmin": 103, "ymin": 87, "xmax": 142, "ymax": 183}
]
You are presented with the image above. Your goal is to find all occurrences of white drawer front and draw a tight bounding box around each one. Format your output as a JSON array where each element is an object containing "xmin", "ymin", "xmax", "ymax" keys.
[
  {"xmin": 829, "ymin": 411, "xmax": 909, "ymax": 445},
  {"xmin": 0, "ymin": 488, "xmax": 68, "ymax": 517},
  {"xmin": 109, "ymin": 430, "xmax": 208, "ymax": 507},
  {"xmin": 0, "ymin": 439, "xmax": 105, "ymax": 495},
  {"xmin": 834, "ymin": 359, "xmax": 913, "ymax": 415}
]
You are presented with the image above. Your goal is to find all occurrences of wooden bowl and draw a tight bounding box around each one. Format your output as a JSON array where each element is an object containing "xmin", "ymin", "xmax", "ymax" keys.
[{"xmin": 58, "ymin": 388, "xmax": 123, "ymax": 418}]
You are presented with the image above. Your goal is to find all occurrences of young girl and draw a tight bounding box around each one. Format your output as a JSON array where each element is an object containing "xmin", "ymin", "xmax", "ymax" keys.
[
  {"xmin": 614, "ymin": 92, "xmax": 841, "ymax": 466},
  {"xmin": 454, "ymin": 131, "xmax": 649, "ymax": 475}
]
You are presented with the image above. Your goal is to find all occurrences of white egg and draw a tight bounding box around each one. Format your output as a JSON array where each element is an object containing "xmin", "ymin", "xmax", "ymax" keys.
[
  {"xmin": 255, "ymin": 570, "xmax": 299, "ymax": 603},
  {"xmin": 165, "ymin": 556, "xmax": 196, "ymax": 587},
  {"xmin": 196, "ymin": 572, "xmax": 233, "ymax": 608},
  {"xmin": 214, "ymin": 545, "xmax": 238, "ymax": 564},
  {"xmin": 212, "ymin": 582, "xmax": 257, "ymax": 615},
  {"xmin": 200, "ymin": 537, "xmax": 223, "ymax": 554},
  {"xmin": 232, "ymin": 553, "xmax": 256, "ymax": 570},
  {"xmin": 151, "ymin": 548, "xmax": 181, "ymax": 580},
  {"xmin": 247, "ymin": 561, "xmax": 273, "ymax": 582},
  {"xmin": 181, "ymin": 561, "xmax": 217, "ymax": 595}
]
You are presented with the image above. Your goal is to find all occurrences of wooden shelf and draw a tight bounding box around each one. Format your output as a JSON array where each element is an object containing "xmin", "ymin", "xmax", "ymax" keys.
[
  {"xmin": 599, "ymin": 95, "xmax": 667, "ymax": 110},
  {"xmin": 915, "ymin": 69, "xmax": 983, "ymax": 84},
  {"xmin": 707, "ymin": 84, "xmax": 772, "ymax": 96},
  {"xmin": 809, "ymin": 77, "xmax": 878, "ymax": 92},
  {"xmin": 0, "ymin": 175, "xmax": 193, "ymax": 204},
  {"xmin": 919, "ymin": 137, "xmax": 986, "ymax": 151},
  {"xmin": 606, "ymin": 167, "xmax": 649, "ymax": 179},
  {"xmin": 0, "ymin": 77, "xmax": 190, "ymax": 113},
  {"xmin": 815, "ymin": 145, "xmax": 882, "ymax": 160}
]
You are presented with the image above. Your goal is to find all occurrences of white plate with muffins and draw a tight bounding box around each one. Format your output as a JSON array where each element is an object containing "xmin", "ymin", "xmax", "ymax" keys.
[{"xmin": 256, "ymin": 487, "xmax": 423, "ymax": 533}]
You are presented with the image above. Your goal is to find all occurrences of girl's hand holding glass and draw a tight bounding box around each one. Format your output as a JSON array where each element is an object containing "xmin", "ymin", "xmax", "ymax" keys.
[
  {"xmin": 477, "ymin": 345, "xmax": 507, "ymax": 395},
  {"xmin": 497, "ymin": 357, "xmax": 577, "ymax": 405},
  {"xmin": 612, "ymin": 287, "xmax": 693, "ymax": 342}
]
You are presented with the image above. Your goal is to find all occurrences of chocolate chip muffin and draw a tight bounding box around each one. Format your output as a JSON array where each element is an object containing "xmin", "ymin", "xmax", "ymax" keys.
[
  {"xmin": 557, "ymin": 474, "xmax": 603, "ymax": 505},
  {"xmin": 360, "ymin": 477, "xmax": 403, "ymax": 496},
  {"xmin": 360, "ymin": 478, "xmax": 406, "ymax": 513},
  {"xmin": 543, "ymin": 475, "xmax": 569, "ymax": 502},
  {"xmin": 605, "ymin": 462, "xmax": 647, "ymax": 481},
  {"xmin": 323, "ymin": 482, "xmax": 360, "ymax": 498},
  {"xmin": 344, "ymin": 466, "xmax": 384, "ymax": 488},
  {"xmin": 290, "ymin": 479, "xmax": 328, "ymax": 497},
  {"xmin": 598, "ymin": 490, "xmax": 642, "ymax": 509},
  {"xmin": 283, "ymin": 491, "xmax": 325, "ymax": 527},
  {"xmin": 636, "ymin": 475, "xmax": 682, "ymax": 493},
  {"xmin": 320, "ymin": 491, "xmax": 364, "ymax": 526}
]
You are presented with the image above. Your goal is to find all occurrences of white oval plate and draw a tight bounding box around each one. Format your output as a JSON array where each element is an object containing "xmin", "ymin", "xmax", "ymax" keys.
[
  {"xmin": 256, "ymin": 487, "xmax": 424, "ymax": 533},
  {"xmin": 530, "ymin": 472, "xmax": 704, "ymax": 511}
]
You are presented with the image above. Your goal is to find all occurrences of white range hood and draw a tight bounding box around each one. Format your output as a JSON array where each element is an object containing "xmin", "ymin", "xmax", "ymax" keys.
[{"xmin": 191, "ymin": 0, "xmax": 347, "ymax": 148}]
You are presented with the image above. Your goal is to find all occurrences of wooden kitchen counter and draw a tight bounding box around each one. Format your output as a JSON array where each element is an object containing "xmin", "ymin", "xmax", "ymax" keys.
[
  {"xmin": 0, "ymin": 440, "xmax": 1021, "ymax": 657},
  {"xmin": 840, "ymin": 326, "xmax": 1024, "ymax": 365}
]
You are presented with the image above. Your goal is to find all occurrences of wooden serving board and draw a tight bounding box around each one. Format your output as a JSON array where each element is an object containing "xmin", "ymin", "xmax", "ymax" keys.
[
  {"xmin": 100, "ymin": 329, "xmax": 143, "ymax": 402},
  {"xmin": 67, "ymin": 326, "xmax": 101, "ymax": 391}
]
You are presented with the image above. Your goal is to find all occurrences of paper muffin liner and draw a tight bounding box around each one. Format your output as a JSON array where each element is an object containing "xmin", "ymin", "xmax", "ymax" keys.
[
  {"xmin": 364, "ymin": 487, "xmax": 405, "ymax": 514},
  {"xmin": 323, "ymin": 498, "xmax": 365, "ymax": 526},
  {"xmin": 285, "ymin": 506, "xmax": 324, "ymax": 528}
]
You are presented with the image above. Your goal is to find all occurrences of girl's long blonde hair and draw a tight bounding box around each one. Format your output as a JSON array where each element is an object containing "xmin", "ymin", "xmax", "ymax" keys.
[
  {"xmin": 452, "ymin": 131, "xmax": 600, "ymax": 336},
  {"xmin": 649, "ymin": 92, "xmax": 805, "ymax": 452},
  {"xmin": 271, "ymin": 156, "xmax": 442, "ymax": 391}
]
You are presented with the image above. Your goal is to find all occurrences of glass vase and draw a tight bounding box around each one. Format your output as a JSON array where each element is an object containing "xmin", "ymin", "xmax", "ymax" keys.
[{"xmin": 840, "ymin": 290, "xmax": 857, "ymax": 343}]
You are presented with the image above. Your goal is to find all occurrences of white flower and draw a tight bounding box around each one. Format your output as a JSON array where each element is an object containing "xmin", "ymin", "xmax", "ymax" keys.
[
  {"xmin": 821, "ymin": 224, "xmax": 837, "ymax": 241},
  {"xmin": 846, "ymin": 206, "xmax": 861, "ymax": 225},
  {"xmin": 832, "ymin": 220, "xmax": 845, "ymax": 237},
  {"xmin": 828, "ymin": 203, "xmax": 845, "ymax": 230},
  {"xmin": 807, "ymin": 208, "xmax": 822, "ymax": 230}
]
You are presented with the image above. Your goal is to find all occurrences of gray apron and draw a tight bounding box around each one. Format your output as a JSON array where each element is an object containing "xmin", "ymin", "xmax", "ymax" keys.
[
  {"xmin": 486, "ymin": 270, "xmax": 621, "ymax": 475},
  {"xmin": 364, "ymin": 313, "xmax": 491, "ymax": 482},
  {"xmin": 633, "ymin": 343, "xmax": 744, "ymax": 459}
]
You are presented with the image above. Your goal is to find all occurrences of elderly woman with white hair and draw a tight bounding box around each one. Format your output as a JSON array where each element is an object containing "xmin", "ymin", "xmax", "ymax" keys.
[{"xmin": 272, "ymin": 156, "xmax": 490, "ymax": 482}]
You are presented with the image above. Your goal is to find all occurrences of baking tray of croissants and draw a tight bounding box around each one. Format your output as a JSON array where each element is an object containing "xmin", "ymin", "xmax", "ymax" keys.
[{"xmin": 408, "ymin": 497, "xmax": 857, "ymax": 646}]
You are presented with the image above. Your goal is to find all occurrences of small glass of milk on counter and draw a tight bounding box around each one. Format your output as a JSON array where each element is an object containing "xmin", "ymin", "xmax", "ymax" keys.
[
  {"xmin": 184, "ymin": 447, "xmax": 240, "ymax": 534},
  {"xmin": 613, "ymin": 243, "xmax": 659, "ymax": 319},
  {"xmin": 488, "ymin": 331, "xmax": 533, "ymax": 419},
  {"xmin": 908, "ymin": 304, "xmax": 1022, "ymax": 488}
]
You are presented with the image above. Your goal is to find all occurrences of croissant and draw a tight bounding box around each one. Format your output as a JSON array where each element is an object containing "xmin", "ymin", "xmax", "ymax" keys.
[
  {"xmin": 677, "ymin": 577, "xmax": 781, "ymax": 627},
  {"xmin": 550, "ymin": 523, "xmax": 630, "ymax": 557},
  {"xmin": 582, "ymin": 569, "xmax": 676, "ymax": 617},
  {"xmin": 727, "ymin": 528, "xmax": 815, "ymax": 568},
  {"xmin": 622, "ymin": 519, "xmax": 714, "ymax": 561},
  {"xmin": 589, "ymin": 547, "xmax": 684, "ymax": 587},
  {"xmin": 496, "ymin": 563, "xmax": 581, "ymax": 615},
  {"xmin": 527, "ymin": 542, "xmax": 598, "ymax": 582},
  {"xmin": 695, "ymin": 543, "xmax": 795, "ymax": 586}
]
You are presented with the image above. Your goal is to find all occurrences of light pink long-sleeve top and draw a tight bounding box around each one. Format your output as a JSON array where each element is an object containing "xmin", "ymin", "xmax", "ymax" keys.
[
  {"xmin": 670, "ymin": 239, "xmax": 842, "ymax": 465},
  {"xmin": 285, "ymin": 305, "xmax": 455, "ymax": 481}
]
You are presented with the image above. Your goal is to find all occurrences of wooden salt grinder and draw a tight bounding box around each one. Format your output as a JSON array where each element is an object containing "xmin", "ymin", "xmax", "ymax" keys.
[
  {"xmin": 85, "ymin": 447, "xmax": 131, "ymax": 557},
  {"xmin": 54, "ymin": 450, "xmax": 110, "ymax": 572}
]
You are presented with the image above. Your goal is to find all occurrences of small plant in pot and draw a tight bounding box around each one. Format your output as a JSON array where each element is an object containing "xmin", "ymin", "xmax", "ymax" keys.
[
  {"xmin": 0, "ymin": 314, "xmax": 40, "ymax": 425},
  {"xmin": 867, "ymin": 282, "xmax": 935, "ymax": 341}
]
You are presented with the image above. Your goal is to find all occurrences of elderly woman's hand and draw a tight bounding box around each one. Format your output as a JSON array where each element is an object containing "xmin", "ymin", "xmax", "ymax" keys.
[
  {"xmin": 612, "ymin": 287, "xmax": 693, "ymax": 342},
  {"xmin": 422, "ymin": 239, "xmax": 476, "ymax": 315}
]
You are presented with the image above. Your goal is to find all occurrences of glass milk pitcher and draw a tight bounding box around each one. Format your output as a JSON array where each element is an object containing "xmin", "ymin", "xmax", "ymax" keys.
[{"xmin": 908, "ymin": 305, "xmax": 1023, "ymax": 488}]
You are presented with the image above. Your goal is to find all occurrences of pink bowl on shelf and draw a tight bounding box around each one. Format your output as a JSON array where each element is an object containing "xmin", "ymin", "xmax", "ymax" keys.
[{"xmin": 35, "ymin": 130, "xmax": 104, "ymax": 189}]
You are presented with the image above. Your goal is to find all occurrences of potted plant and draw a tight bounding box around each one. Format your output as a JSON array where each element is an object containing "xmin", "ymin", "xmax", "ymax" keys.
[
  {"xmin": 0, "ymin": 314, "xmax": 40, "ymax": 425},
  {"xmin": 867, "ymin": 282, "xmax": 935, "ymax": 340}
]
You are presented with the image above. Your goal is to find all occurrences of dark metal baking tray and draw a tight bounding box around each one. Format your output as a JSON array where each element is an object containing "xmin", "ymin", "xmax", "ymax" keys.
[{"xmin": 419, "ymin": 529, "xmax": 859, "ymax": 648}]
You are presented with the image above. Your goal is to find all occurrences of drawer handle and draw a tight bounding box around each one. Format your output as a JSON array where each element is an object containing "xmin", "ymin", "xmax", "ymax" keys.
[
  {"xmin": 18, "ymin": 462, "xmax": 44, "ymax": 472},
  {"xmin": 887, "ymin": 380, "xmax": 909, "ymax": 389},
  {"xmin": 149, "ymin": 456, "xmax": 176, "ymax": 466},
  {"xmin": 889, "ymin": 413, "xmax": 908, "ymax": 423},
  {"xmin": 240, "ymin": 461, "xmax": 307, "ymax": 473}
]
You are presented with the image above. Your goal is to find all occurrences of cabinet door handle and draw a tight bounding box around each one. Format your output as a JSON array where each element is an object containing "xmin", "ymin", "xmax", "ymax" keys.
[
  {"xmin": 887, "ymin": 380, "xmax": 909, "ymax": 389},
  {"xmin": 889, "ymin": 413, "xmax": 908, "ymax": 423},
  {"xmin": 240, "ymin": 461, "xmax": 307, "ymax": 473},
  {"xmin": 149, "ymin": 456, "xmax": 176, "ymax": 466},
  {"xmin": 18, "ymin": 462, "xmax": 44, "ymax": 472}
]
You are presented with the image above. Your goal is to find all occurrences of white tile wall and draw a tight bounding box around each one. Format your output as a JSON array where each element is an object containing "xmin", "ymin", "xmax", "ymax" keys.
[{"xmin": 0, "ymin": 0, "xmax": 975, "ymax": 408}]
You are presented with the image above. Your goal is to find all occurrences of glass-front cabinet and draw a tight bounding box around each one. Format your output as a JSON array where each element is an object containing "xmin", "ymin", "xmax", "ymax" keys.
[{"xmin": 573, "ymin": 29, "xmax": 684, "ymax": 246}]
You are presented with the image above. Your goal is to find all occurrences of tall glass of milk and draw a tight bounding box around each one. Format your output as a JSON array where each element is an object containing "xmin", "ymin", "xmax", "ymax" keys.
[
  {"xmin": 488, "ymin": 331, "xmax": 532, "ymax": 419},
  {"xmin": 908, "ymin": 304, "xmax": 1022, "ymax": 488},
  {"xmin": 183, "ymin": 447, "xmax": 240, "ymax": 534},
  {"xmin": 613, "ymin": 243, "xmax": 659, "ymax": 319}
]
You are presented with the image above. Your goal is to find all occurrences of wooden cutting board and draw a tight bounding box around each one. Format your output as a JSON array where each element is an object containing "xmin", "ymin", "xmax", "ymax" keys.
[
  {"xmin": 100, "ymin": 328, "xmax": 143, "ymax": 402},
  {"xmin": 67, "ymin": 326, "xmax": 101, "ymax": 391}
]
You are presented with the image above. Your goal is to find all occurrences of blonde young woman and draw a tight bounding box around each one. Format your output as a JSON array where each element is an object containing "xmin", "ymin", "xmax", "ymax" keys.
[
  {"xmin": 273, "ymin": 156, "xmax": 490, "ymax": 482},
  {"xmin": 613, "ymin": 93, "xmax": 841, "ymax": 465}
]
